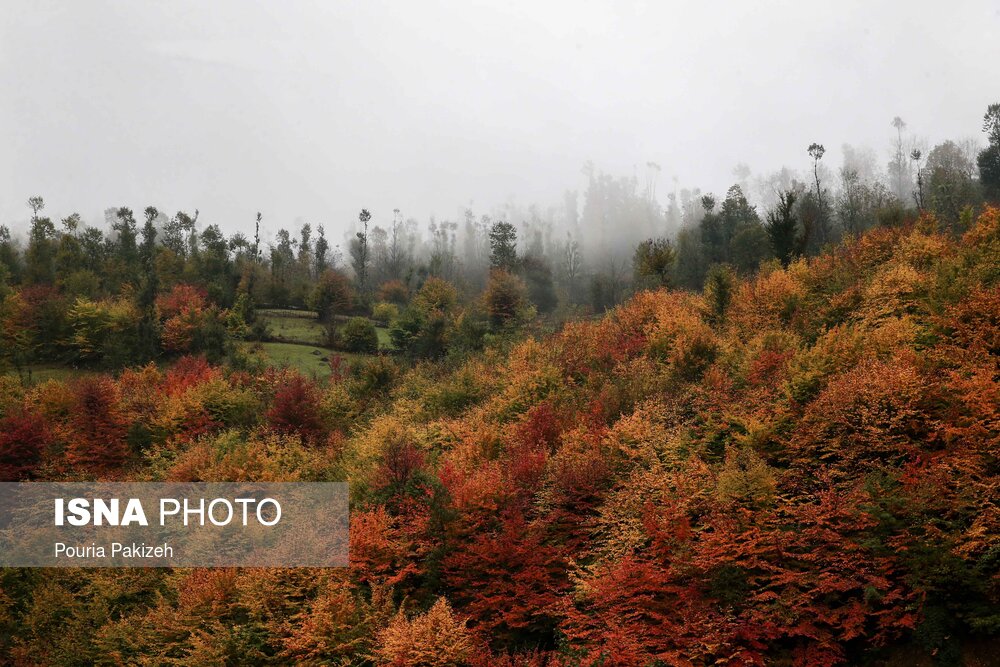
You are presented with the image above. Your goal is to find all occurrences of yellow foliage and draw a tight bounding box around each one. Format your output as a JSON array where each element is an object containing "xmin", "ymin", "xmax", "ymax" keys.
[
  {"xmin": 895, "ymin": 229, "xmax": 949, "ymax": 268},
  {"xmin": 161, "ymin": 430, "xmax": 332, "ymax": 482},
  {"xmin": 589, "ymin": 460, "xmax": 713, "ymax": 563},
  {"xmin": 729, "ymin": 264, "xmax": 807, "ymax": 337},
  {"xmin": 603, "ymin": 400, "xmax": 682, "ymax": 467},
  {"xmin": 644, "ymin": 293, "xmax": 718, "ymax": 379},
  {"xmin": 374, "ymin": 597, "xmax": 474, "ymax": 667},
  {"xmin": 785, "ymin": 324, "xmax": 867, "ymax": 403},
  {"xmin": 715, "ymin": 446, "xmax": 777, "ymax": 506},
  {"xmin": 860, "ymin": 261, "xmax": 925, "ymax": 321}
]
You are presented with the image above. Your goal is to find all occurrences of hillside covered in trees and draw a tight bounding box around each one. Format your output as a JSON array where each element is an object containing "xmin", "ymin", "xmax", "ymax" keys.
[{"xmin": 0, "ymin": 192, "xmax": 998, "ymax": 663}]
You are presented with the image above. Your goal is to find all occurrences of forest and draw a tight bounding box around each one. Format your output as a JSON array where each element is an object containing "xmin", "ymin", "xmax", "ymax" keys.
[{"xmin": 0, "ymin": 104, "xmax": 998, "ymax": 665}]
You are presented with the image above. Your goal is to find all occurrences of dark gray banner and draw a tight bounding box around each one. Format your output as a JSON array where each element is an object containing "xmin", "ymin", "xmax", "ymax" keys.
[{"xmin": 0, "ymin": 483, "xmax": 348, "ymax": 567}]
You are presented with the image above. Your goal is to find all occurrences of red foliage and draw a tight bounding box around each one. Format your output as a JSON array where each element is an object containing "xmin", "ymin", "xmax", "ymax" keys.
[
  {"xmin": 156, "ymin": 283, "xmax": 208, "ymax": 319},
  {"xmin": 563, "ymin": 484, "xmax": 916, "ymax": 666},
  {"xmin": 350, "ymin": 504, "xmax": 428, "ymax": 588},
  {"xmin": 374, "ymin": 437, "xmax": 426, "ymax": 494},
  {"xmin": 163, "ymin": 355, "xmax": 222, "ymax": 396},
  {"xmin": 0, "ymin": 407, "xmax": 49, "ymax": 480},
  {"xmin": 444, "ymin": 512, "xmax": 568, "ymax": 646},
  {"xmin": 747, "ymin": 348, "xmax": 793, "ymax": 388},
  {"xmin": 64, "ymin": 376, "xmax": 129, "ymax": 473},
  {"xmin": 514, "ymin": 402, "xmax": 565, "ymax": 451},
  {"xmin": 266, "ymin": 374, "xmax": 326, "ymax": 442}
]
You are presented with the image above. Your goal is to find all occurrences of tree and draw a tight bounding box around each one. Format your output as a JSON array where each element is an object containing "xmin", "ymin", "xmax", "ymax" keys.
[
  {"xmin": 489, "ymin": 221, "xmax": 518, "ymax": 273},
  {"xmin": 926, "ymin": 140, "xmax": 979, "ymax": 226},
  {"xmin": 340, "ymin": 317, "xmax": 378, "ymax": 354},
  {"xmin": 314, "ymin": 224, "xmax": 329, "ymax": 276},
  {"xmin": 0, "ymin": 226, "xmax": 22, "ymax": 284},
  {"xmin": 703, "ymin": 263, "xmax": 736, "ymax": 325},
  {"xmin": 632, "ymin": 238, "xmax": 676, "ymax": 289},
  {"xmin": 0, "ymin": 407, "xmax": 48, "ymax": 480},
  {"xmin": 910, "ymin": 150, "xmax": 925, "ymax": 209},
  {"xmin": 112, "ymin": 207, "xmax": 140, "ymax": 279},
  {"xmin": 520, "ymin": 253, "xmax": 557, "ymax": 314},
  {"xmin": 764, "ymin": 189, "xmax": 801, "ymax": 267},
  {"xmin": 27, "ymin": 196, "xmax": 44, "ymax": 222},
  {"xmin": 24, "ymin": 210, "xmax": 56, "ymax": 285},
  {"xmin": 137, "ymin": 206, "xmax": 160, "ymax": 359},
  {"xmin": 484, "ymin": 270, "xmax": 529, "ymax": 328},
  {"xmin": 444, "ymin": 513, "xmax": 567, "ymax": 646},
  {"xmin": 559, "ymin": 233, "xmax": 584, "ymax": 301},
  {"xmin": 374, "ymin": 598, "xmax": 475, "ymax": 667},
  {"xmin": 386, "ymin": 208, "xmax": 410, "ymax": 281},
  {"xmin": 309, "ymin": 270, "xmax": 353, "ymax": 323},
  {"xmin": 889, "ymin": 116, "xmax": 911, "ymax": 200},
  {"xmin": 65, "ymin": 377, "xmax": 128, "ymax": 472},
  {"xmin": 807, "ymin": 143, "xmax": 832, "ymax": 247},
  {"xmin": 351, "ymin": 209, "xmax": 372, "ymax": 295},
  {"xmin": 412, "ymin": 277, "xmax": 458, "ymax": 315},
  {"xmin": 674, "ymin": 226, "xmax": 707, "ymax": 290},
  {"xmin": 24, "ymin": 195, "xmax": 55, "ymax": 285},
  {"xmin": 978, "ymin": 103, "xmax": 1000, "ymax": 200},
  {"xmin": 267, "ymin": 375, "xmax": 325, "ymax": 443}
]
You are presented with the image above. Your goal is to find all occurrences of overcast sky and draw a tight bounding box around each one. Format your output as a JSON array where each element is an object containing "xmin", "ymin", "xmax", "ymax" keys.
[{"xmin": 2, "ymin": 0, "xmax": 998, "ymax": 240}]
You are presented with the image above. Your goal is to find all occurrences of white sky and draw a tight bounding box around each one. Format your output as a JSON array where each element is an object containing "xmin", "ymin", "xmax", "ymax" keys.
[{"xmin": 2, "ymin": 0, "xmax": 998, "ymax": 240}]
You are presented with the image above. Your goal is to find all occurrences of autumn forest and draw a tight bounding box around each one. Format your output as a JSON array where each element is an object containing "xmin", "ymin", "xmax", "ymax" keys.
[{"xmin": 0, "ymin": 103, "xmax": 999, "ymax": 666}]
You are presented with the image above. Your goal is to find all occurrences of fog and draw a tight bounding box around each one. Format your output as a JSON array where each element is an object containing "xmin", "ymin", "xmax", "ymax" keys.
[{"xmin": 2, "ymin": 0, "xmax": 998, "ymax": 248}]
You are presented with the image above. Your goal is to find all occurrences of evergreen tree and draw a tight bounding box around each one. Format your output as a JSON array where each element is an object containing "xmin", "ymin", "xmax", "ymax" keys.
[{"xmin": 489, "ymin": 220, "xmax": 518, "ymax": 273}]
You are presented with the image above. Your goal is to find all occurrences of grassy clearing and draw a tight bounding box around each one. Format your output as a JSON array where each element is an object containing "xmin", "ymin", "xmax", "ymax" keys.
[
  {"xmin": 2, "ymin": 365, "xmax": 92, "ymax": 385},
  {"xmin": 258, "ymin": 342, "xmax": 335, "ymax": 378},
  {"xmin": 258, "ymin": 308, "xmax": 319, "ymax": 319},
  {"xmin": 263, "ymin": 313, "xmax": 327, "ymax": 344},
  {"xmin": 256, "ymin": 342, "xmax": 381, "ymax": 379},
  {"xmin": 261, "ymin": 311, "xmax": 395, "ymax": 350}
]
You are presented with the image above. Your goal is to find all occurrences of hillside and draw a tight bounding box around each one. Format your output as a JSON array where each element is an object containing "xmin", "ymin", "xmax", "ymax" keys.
[{"xmin": 1, "ymin": 208, "xmax": 999, "ymax": 665}]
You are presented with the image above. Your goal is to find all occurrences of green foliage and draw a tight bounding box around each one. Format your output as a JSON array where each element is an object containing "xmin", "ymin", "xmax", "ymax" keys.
[
  {"xmin": 765, "ymin": 189, "xmax": 802, "ymax": 267},
  {"xmin": 483, "ymin": 270, "xmax": 531, "ymax": 328},
  {"xmin": 308, "ymin": 270, "xmax": 353, "ymax": 322},
  {"xmin": 520, "ymin": 254, "xmax": 557, "ymax": 314},
  {"xmin": 340, "ymin": 317, "xmax": 378, "ymax": 354},
  {"xmin": 488, "ymin": 220, "xmax": 518, "ymax": 272},
  {"xmin": 632, "ymin": 237, "xmax": 676, "ymax": 289},
  {"xmin": 979, "ymin": 103, "xmax": 1000, "ymax": 201},
  {"xmin": 702, "ymin": 264, "xmax": 736, "ymax": 326},
  {"xmin": 371, "ymin": 301, "xmax": 399, "ymax": 326}
]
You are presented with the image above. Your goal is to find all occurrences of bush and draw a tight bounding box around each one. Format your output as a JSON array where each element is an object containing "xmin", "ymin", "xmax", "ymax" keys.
[
  {"xmin": 341, "ymin": 317, "xmax": 378, "ymax": 354},
  {"xmin": 352, "ymin": 355, "xmax": 399, "ymax": 396},
  {"xmin": 371, "ymin": 302, "xmax": 399, "ymax": 326},
  {"xmin": 309, "ymin": 270, "xmax": 353, "ymax": 322},
  {"xmin": 377, "ymin": 279, "xmax": 410, "ymax": 305},
  {"xmin": 484, "ymin": 270, "xmax": 530, "ymax": 328}
]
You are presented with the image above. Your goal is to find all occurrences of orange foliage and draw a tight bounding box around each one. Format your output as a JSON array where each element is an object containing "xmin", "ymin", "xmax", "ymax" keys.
[{"xmin": 64, "ymin": 376, "xmax": 129, "ymax": 473}]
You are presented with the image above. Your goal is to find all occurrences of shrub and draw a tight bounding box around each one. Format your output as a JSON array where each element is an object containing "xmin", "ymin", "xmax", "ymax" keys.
[
  {"xmin": 484, "ymin": 270, "xmax": 530, "ymax": 328},
  {"xmin": 0, "ymin": 407, "xmax": 49, "ymax": 480},
  {"xmin": 309, "ymin": 270, "xmax": 354, "ymax": 322},
  {"xmin": 374, "ymin": 598, "xmax": 474, "ymax": 667},
  {"xmin": 341, "ymin": 317, "xmax": 379, "ymax": 354},
  {"xmin": 412, "ymin": 277, "xmax": 458, "ymax": 315},
  {"xmin": 371, "ymin": 302, "xmax": 398, "ymax": 326},
  {"xmin": 267, "ymin": 375, "xmax": 326, "ymax": 443}
]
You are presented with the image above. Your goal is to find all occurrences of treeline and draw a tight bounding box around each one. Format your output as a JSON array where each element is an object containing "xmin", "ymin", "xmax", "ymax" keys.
[{"xmin": 1, "ymin": 105, "xmax": 998, "ymax": 373}]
